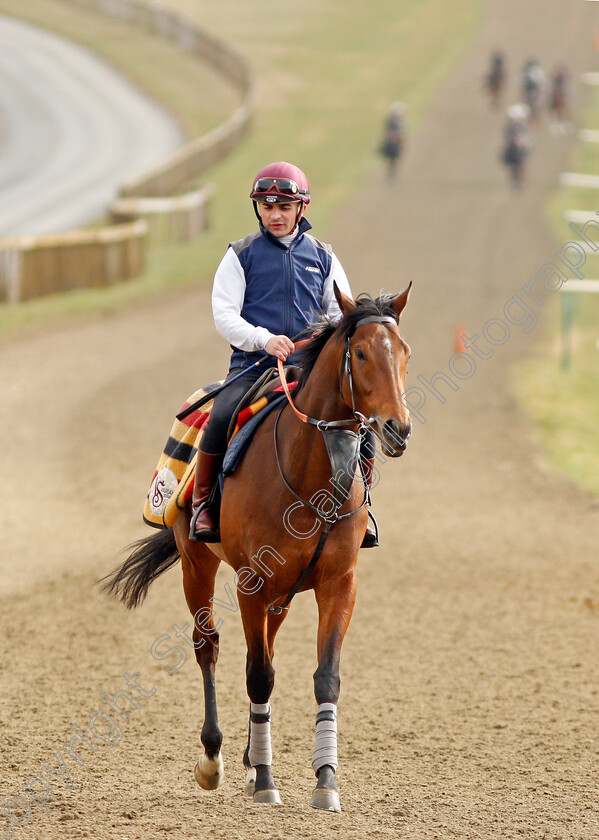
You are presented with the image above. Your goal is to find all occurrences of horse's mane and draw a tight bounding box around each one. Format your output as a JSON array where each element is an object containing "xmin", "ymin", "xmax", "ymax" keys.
[{"xmin": 295, "ymin": 293, "xmax": 399, "ymax": 391}]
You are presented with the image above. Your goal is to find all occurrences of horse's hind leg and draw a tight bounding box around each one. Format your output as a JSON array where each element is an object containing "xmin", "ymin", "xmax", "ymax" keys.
[
  {"xmin": 178, "ymin": 533, "xmax": 224, "ymax": 790},
  {"xmin": 310, "ymin": 568, "xmax": 358, "ymax": 813}
]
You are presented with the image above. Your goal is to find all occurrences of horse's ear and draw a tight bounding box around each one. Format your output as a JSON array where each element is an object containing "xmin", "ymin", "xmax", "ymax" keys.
[
  {"xmin": 391, "ymin": 282, "xmax": 412, "ymax": 319},
  {"xmin": 334, "ymin": 281, "xmax": 356, "ymax": 316}
]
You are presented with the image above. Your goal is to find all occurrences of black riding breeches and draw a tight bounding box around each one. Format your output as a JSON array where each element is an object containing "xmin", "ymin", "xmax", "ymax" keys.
[{"xmin": 200, "ymin": 366, "xmax": 270, "ymax": 454}]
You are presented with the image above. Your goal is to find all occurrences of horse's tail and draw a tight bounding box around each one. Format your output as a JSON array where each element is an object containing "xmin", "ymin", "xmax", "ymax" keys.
[{"xmin": 100, "ymin": 528, "xmax": 180, "ymax": 609}]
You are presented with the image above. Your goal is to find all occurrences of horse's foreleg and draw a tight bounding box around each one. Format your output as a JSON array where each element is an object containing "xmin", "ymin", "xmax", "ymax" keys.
[
  {"xmin": 179, "ymin": 539, "xmax": 224, "ymax": 790},
  {"xmin": 311, "ymin": 568, "xmax": 358, "ymax": 813},
  {"xmin": 241, "ymin": 602, "xmax": 287, "ymax": 805},
  {"xmin": 242, "ymin": 608, "xmax": 287, "ymax": 799}
]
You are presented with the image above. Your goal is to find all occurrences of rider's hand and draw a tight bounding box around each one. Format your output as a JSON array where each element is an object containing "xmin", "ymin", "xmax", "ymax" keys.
[{"xmin": 265, "ymin": 335, "xmax": 295, "ymax": 361}]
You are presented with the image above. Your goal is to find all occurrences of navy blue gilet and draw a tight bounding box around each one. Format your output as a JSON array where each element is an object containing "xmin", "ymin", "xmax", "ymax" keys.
[{"xmin": 228, "ymin": 217, "xmax": 333, "ymax": 370}]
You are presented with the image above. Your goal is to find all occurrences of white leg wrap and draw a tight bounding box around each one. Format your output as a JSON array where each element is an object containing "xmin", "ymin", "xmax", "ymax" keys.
[
  {"xmin": 248, "ymin": 702, "xmax": 272, "ymax": 767},
  {"xmin": 312, "ymin": 702, "xmax": 338, "ymax": 773}
]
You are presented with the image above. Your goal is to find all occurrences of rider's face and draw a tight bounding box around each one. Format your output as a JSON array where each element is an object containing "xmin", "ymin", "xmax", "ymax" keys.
[{"xmin": 256, "ymin": 201, "xmax": 303, "ymax": 237}]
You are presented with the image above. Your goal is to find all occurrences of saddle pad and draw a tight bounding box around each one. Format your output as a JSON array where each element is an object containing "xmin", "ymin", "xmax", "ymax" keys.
[
  {"xmin": 222, "ymin": 393, "xmax": 287, "ymax": 481},
  {"xmin": 229, "ymin": 383, "xmax": 295, "ymax": 441},
  {"xmin": 143, "ymin": 382, "xmax": 221, "ymax": 529},
  {"xmin": 143, "ymin": 384, "xmax": 291, "ymax": 530}
]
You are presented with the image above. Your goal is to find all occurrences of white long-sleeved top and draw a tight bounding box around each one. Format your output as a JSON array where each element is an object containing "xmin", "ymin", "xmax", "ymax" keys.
[{"xmin": 211, "ymin": 234, "xmax": 353, "ymax": 353}]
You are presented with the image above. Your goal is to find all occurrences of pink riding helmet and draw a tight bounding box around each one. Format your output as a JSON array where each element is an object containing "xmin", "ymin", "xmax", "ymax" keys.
[{"xmin": 250, "ymin": 162, "xmax": 311, "ymax": 205}]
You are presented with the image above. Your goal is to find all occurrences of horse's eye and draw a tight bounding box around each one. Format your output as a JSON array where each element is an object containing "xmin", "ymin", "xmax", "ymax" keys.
[{"xmin": 355, "ymin": 348, "xmax": 366, "ymax": 361}]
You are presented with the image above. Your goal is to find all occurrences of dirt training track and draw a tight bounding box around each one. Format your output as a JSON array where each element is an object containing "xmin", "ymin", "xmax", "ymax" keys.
[{"xmin": 2, "ymin": 2, "xmax": 599, "ymax": 838}]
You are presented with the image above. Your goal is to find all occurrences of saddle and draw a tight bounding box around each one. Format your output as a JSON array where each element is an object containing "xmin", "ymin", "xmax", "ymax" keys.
[
  {"xmin": 227, "ymin": 365, "xmax": 301, "ymax": 440},
  {"xmin": 143, "ymin": 368, "xmax": 300, "ymax": 530}
]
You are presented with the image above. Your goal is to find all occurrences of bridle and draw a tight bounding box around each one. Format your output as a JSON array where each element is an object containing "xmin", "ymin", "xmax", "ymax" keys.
[
  {"xmin": 276, "ymin": 314, "xmax": 398, "ymax": 432},
  {"xmin": 268, "ymin": 314, "xmax": 399, "ymax": 615}
]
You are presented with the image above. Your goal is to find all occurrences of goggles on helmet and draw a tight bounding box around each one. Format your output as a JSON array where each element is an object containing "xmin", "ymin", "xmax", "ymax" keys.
[{"xmin": 252, "ymin": 177, "xmax": 306, "ymax": 202}]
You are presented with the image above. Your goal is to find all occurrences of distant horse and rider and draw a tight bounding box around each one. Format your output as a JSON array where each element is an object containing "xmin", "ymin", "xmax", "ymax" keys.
[
  {"xmin": 484, "ymin": 50, "xmax": 506, "ymax": 108},
  {"xmin": 379, "ymin": 102, "xmax": 406, "ymax": 180},
  {"xmin": 548, "ymin": 63, "xmax": 573, "ymax": 132},
  {"xmin": 501, "ymin": 103, "xmax": 533, "ymax": 189},
  {"xmin": 521, "ymin": 56, "xmax": 546, "ymax": 121},
  {"xmin": 495, "ymin": 53, "xmax": 572, "ymax": 186}
]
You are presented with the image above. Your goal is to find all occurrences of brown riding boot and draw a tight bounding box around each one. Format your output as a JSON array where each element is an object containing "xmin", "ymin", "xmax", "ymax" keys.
[
  {"xmin": 360, "ymin": 455, "xmax": 379, "ymax": 548},
  {"xmin": 189, "ymin": 449, "xmax": 225, "ymax": 543}
]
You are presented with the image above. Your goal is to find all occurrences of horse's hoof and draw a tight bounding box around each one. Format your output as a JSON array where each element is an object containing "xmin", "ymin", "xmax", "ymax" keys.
[
  {"xmin": 244, "ymin": 767, "xmax": 256, "ymax": 797},
  {"xmin": 310, "ymin": 787, "xmax": 341, "ymax": 813},
  {"xmin": 194, "ymin": 753, "xmax": 224, "ymax": 790},
  {"xmin": 253, "ymin": 788, "xmax": 282, "ymax": 805}
]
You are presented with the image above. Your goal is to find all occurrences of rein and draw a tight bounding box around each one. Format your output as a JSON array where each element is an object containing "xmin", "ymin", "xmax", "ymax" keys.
[
  {"xmin": 177, "ymin": 331, "xmax": 314, "ymax": 422},
  {"xmin": 268, "ymin": 314, "xmax": 397, "ymax": 615}
]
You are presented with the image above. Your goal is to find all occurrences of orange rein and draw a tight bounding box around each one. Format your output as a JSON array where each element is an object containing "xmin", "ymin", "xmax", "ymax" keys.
[{"xmin": 276, "ymin": 338, "xmax": 312, "ymax": 424}]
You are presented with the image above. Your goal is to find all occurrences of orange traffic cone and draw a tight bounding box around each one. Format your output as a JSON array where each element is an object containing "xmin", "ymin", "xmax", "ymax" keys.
[{"xmin": 453, "ymin": 323, "xmax": 469, "ymax": 354}]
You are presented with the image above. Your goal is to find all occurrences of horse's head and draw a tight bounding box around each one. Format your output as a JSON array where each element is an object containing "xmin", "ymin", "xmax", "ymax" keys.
[{"xmin": 335, "ymin": 283, "xmax": 412, "ymax": 457}]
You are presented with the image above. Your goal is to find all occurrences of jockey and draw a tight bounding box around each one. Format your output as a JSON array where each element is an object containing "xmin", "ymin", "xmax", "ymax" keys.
[
  {"xmin": 501, "ymin": 104, "xmax": 532, "ymax": 187},
  {"xmin": 190, "ymin": 161, "xmax": 380, "ymax": 547},
  {"xmin": 504, "ymin": 103, "xmax": 532, "ymax": 153}
]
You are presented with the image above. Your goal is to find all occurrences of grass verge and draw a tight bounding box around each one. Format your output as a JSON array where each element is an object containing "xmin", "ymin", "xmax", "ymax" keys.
[{"xmin": 514, "ymin": 82, "xmax": 599, "ymax": 497}]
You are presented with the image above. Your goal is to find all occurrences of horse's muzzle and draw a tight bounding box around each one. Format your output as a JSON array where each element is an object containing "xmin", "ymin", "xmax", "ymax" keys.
[{"xmin": 379, "ymin": 418, "xmax": 412, "ymax": 457}]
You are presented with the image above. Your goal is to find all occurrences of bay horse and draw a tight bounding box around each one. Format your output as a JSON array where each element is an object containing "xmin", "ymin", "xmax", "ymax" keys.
[{"xmin": 102, "ymin": 283, "xmax": 412, "ymax": 812}]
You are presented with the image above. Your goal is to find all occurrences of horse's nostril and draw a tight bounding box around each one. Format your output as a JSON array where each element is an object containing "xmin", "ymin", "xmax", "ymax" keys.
[{"xmin": 384, "ymin": 418, "xmax": 411, "ymax": 449}]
